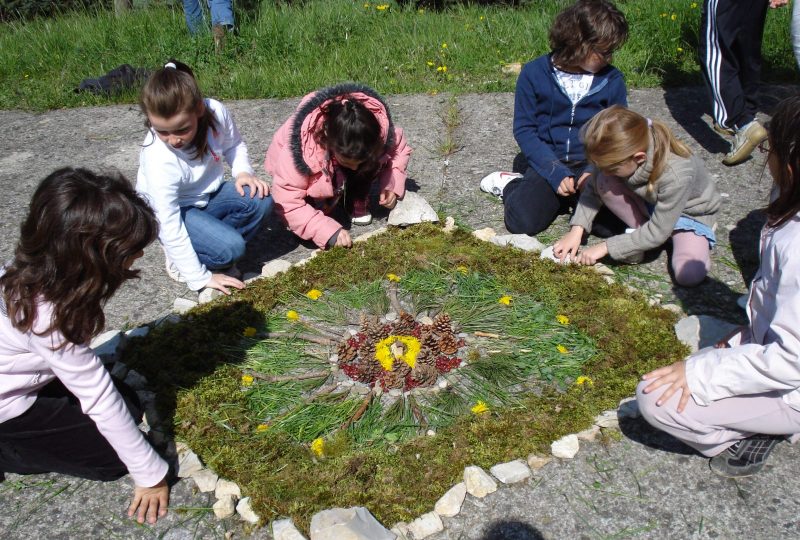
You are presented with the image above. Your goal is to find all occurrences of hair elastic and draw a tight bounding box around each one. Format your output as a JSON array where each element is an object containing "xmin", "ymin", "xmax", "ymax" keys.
[
  {"xmin": 164, "ymin": 62, "xmax": 177, "ymax": 69},
  {"xmin": 646, "ymin": 117, "xmax": 653, "ymax": 127}
]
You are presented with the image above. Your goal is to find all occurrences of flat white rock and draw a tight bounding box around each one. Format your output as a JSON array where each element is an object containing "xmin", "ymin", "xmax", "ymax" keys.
[
  {"xmin": 674, "ymin": 314, "xmax": 739, "ymax": 353},
  {"xmin": 434, "ymin": 482, "xmax": 466, "ymax": 517},
  {"xmin": 173, "ymin": 297, "xmax": 198, "ymax": 314},
  {"xmin": 526, "ymin": 454, "xmax": 552, "ymax": 470},
  {"xmin": 594, "ymin": 409, "xmax": 619, "ymax": 429},
  {"xmin": 90, "ymin": 330, "xmax": 126, "ymax": 361},
  {"xmin": 213, "ymin": 495, "xmax": 236, "ymax": 519},
  {"xmin": 176, "ymin": 450, "xmax": 203, "ymax": 478},
  {"xmin": 214, "ymin": 478, "xmax": 241, "ymax": 500},
  {"xmin": 191, "ymin": 468, "xmax": 218, "ymax": 492},
  {"xmin": 387, "ymin": 191, "xmax": 438, "ymax": 226},
  {"xmin": 273, "ymin": 518, "xmax": 309, "ymax": 540},
  {"xmin": 262, "ymin": 259, "xmax": 293, "ymax": 277},
  {"xmin": 236, "ymin": 497, "xmax": 259, "ymax": 524},
  {"xmin": 463, "ymin": 466, "xmax": 497, "ymax": 498},
  {"xmin": 353, "ymin": 226, "xmax": 388, "ymax": 243},
  {"xmin": 551, "ymin": 434, "xmax": 580, "ymax": 459},
  {"xmin": 309, "ymin": 506, "xmax": 395, "ymax": 540},
  {"xmin": 576, "ymin": 424, "xmax": 601, "ymax": 441},
  {"xmin": 472, "ymin": 227, "xmax": 497, "ymax": 241},
  {"xmin": 490, "ymin": 234, "xmax": 545, "ymax": 253},
  {"xmin": 490, "ymin": 459, "xmax": 531, "ymax": 484},
  {"xmin": 407, "ymin": 511, "xmax": 443, "ymax": 539}
]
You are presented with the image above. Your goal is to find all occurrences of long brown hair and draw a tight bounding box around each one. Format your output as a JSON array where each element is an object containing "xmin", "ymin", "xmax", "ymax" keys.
[
  {"xmin": 322, "ymin": 98, "xmax": 383, "ymax": 179},
  {"xmin": 582, "ymin": 105, "xmax": 691, "ymax": 193},
  {"xmin": 139, "ymin": 59, "xmax": 218, "ymax": 160},
  {"xmin": 550, "ymin": 0, "xmax": 629, "ymax": 70},
  {"xmin": 0, "ymin": 168, "xmax": 158, "ymax": 347},
  {"xmin": 765, "ymin": 95, "xmax": 800, "ymax": 228}
]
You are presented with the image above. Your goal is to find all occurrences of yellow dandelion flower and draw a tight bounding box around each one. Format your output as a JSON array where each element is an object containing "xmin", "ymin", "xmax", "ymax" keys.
[
  {"xmin": 364, "ymin": 2, "xmax": 370, "ymax": 7},
  {"xmin": 375, "ymin": 335, "xmax": 422, "ymax": 371},
  {"xmin": 386, "ymin": 273, "xmax": 401, "ymax": 282},
  {"xmin": 557, "ymin": 344, "xmax": 569, "ymax": 354},
  {"xmin": 306, "ymin": 289, "xmax": 323, "ymax": 300},
  {"xmin": 471, "ymin": 401, "xmax": 489, "ymax": 414},
  {"xmin": 376, "ymin": 3, "xmax": 388, "ymax": 10},
  {"xmin": 437, "ymin": 65, "xmax": 448, "ymax": 73},
  {"xmin": 677, "ymin": 47, "xmax": 684, "ymax": 53},
  {"xmin": 241, "ymin": 374, "xmax": 254, "ymax": 386},
  {"xmin": 498, "ymin": 295, "xmax": 512, "ymax": 305},
  {"xmin": 660, "ymin": 12, "xmax": 667, "ymax": 17},
  {"xmin": 691, "ymin": 2, "xmax": 698, "ymax": 8},
  {"xmin": 456, "ymin": 265, "xmax": 468, "ymax": 275},
  {"xmin": 243, "ymin": 326, "xmax": 257, "ymax": 337},
  {"xmin": 286, "ymin": 310, "xmax": 300, "ymax": 321},
  {"xmin": 671, "ymin": 13, "xmax": 677, "ymax": 21},
  {"xmin": 441, "ymin": 42, "xmax": 447, "ymax": 48},
  {"xmin": 426, "ymin": 61, "xmax": 434, "ymax": 67},
  {"xmin": 480, "ymin": 15, "xmax": 485, "ymax": 21},
  {"xmin": 256, "ymin": 423, "xmax": 269, "ymax": 432},
  {"xmin": 556, "ymin": 314, "xmax": 569, "ymax": 325},
  {"xmin": 418, "ymin": 8, "xmax": 425, "ymax": 13},
  {"xmin": 576, "ymin": 376, "xmax": 594, "ymax": 387},
  {"xmin": 310, "ymin": 437, "xmax": 325, "ymax": 457}
]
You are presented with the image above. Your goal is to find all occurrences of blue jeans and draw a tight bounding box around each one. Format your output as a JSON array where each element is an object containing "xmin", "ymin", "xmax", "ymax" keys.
[
  {"xmin": 181, "ymin": 181, "xmax": 273, "ymax": 270},
  {"xmin": 183, "ymin": 0, "xmax": 234, "ymax": 35}
]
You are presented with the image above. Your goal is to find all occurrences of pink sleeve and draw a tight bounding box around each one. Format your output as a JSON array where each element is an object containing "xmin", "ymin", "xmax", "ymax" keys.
[
  {"xmin": 28, "ymin": 328, "xmax": 167, "ymax": 487},
  {"xmin": 378, "ymin": 126, "xmax": 412, "ymax": 198}
]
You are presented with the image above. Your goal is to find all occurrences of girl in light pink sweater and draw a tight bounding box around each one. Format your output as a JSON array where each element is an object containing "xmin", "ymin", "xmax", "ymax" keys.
[{"xmin": 0, "ymin": 168, "xmax": 169, "ymax": 524}]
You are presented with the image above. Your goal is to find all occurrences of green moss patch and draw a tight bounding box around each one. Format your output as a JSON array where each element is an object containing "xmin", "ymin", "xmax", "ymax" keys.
[{"xmin": 122, "ymin": 224, "xmax": 686, "ymax": 529}]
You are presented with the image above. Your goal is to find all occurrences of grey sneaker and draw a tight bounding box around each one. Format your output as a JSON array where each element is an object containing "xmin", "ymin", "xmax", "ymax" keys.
[
  {"xmin": 709, "ymin": 434, "xmax": 781, "ymax": 478},
  {"xmin": 722, "ymin": 120, "xmax": 768, "ymax": 166}
]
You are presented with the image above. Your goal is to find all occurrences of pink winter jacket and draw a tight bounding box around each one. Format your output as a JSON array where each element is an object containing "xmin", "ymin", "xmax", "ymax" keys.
[{"xmin": 265, "ymin": 84, "xmax": 412, "ymax": 248}]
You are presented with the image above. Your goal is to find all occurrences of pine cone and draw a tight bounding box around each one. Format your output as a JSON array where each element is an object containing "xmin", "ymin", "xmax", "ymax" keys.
[
  {"xmin": 394, "ymin": 311, "xmax": 417, "ymax": 335},
  {"xmin": 410, "ymin": 364, "xmax": 439, "ymax": 387},
  {"xmin": 381, "ymin": 368, "xmax": 406, "ymax": 389},
  {"xmin": 361, "ymin": 320, "xmax": 389, "ymax": 342},
  {"xmin": 357, "ymin": 340, "xmax": 376, "ymax": 363},
  {"xmin": 433, "ymin": 313, "xmax": 453, "ymax": 336},
  {"xmin": 415, "ymin": 348, "xmax": 436, "ymax": 367},
  {"xmin": 438, "ymin": 333, "xmax": 459, "ymax": 355},
  {"xmin": 337, "ymin": 341, "xmax": 358, "ymax": 362},
  {"xmin": 391, "ymin": 358, "xmax": 412, "ymax": 378}
]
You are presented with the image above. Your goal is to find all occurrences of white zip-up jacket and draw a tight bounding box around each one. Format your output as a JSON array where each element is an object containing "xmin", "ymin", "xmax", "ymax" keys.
[
  {"xmin": 686, "ymin": 213, "xmax": 800, "ymax": 409},
  {"xmin": 136, "ymin": 99, "xmax": 254, "ymax": 290}
]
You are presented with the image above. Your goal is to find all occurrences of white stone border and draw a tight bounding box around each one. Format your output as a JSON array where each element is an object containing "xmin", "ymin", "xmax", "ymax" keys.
[{"xmin": 93, "ymin": 220, "xmax": 692, "ymax": 538}]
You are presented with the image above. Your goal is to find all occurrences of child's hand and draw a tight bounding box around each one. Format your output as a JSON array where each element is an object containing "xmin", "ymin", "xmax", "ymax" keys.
[
  {"xmin": 641, "ymin": 360, "xmax": 692, "ymax": 413},
  {"xmin": 235, "ymin": 173, "xmax": 270, "ymax": 198},
  {"xmin": 553, "ymin": 226, "xmax": 583, "ymax": 262},
  {"xmin": 575, "ymin": 242, "xmax": 608, "ymax": 265},
  {"xmin": 128, "ymin": 479, "xmax": 169, "ymax": 525},
  {"xmin": 206, "ymin": 273, "xmax": 245, "ymax": 295},
  {"xmin": 556, "ymin": 176, "xmax": 577, "ymax": 196},
  {"xmin": 334, "ymin": 229, "xmax": 353, "ymax": 248},
  {"xmin": 379, "ymin": 190, "xmax": 398, "ymax": 209}
]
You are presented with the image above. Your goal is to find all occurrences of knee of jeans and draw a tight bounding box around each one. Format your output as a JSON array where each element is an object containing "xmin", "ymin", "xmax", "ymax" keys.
[
  {"xmin": 210, "ymin": 237, "xmax": 246, "ymax": 268},
  {"xmin": 256, "ymin": 194, "xmax": 275, "ymax": 219},
  {"xmin": 673, "ymin": 258, "xmax": 708, "ymax": 287}
]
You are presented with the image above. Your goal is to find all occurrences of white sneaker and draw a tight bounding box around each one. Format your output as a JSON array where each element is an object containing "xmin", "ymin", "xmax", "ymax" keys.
[
  {"xmin": 161, "ymin": 245, "xmax": 186, "ymax": 283},
  {"xmin": 351, "ymin": 213, "xmax": 373, "ymax": 226},
  {"xmin": 480, "ymin": 171, "xmax": 522, "ymax": 198},
  {"xmin": 722, "ymin": 120, "xmax": 767, "ymax": 166}
]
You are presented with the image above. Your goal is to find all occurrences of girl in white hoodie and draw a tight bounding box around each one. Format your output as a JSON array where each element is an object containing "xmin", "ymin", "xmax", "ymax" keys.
[{"xmin": 637, "ymin": 96, "xmax": 800, "ymax": 477}]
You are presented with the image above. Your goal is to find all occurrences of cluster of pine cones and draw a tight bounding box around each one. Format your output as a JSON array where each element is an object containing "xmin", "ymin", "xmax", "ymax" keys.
[{"xmin": 337, "ymin": 311, "xmax": 465, "ymax": 390}]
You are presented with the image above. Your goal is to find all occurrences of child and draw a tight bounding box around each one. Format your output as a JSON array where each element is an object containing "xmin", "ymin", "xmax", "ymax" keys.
[
  {"xmin": 137, "ymin": 60, "xmax": 273, "ymax": 295},
  {"xmin": 553, "ymin": 106, "xmax": 721, "ymax": 287},
  {"xmin": 265, "ymin": 83, "xmax": 412, "ymax": 249},
  {"xmin": 480, "ymin": 0, "xmax": 629, "ymax": 237},
  {"xmin": 637, "ymin": 95, "xmax": 800, "ymax": 477},
  {"xmin": 0, "ymin": 168, "xmax": 169, "ymax": 524}
]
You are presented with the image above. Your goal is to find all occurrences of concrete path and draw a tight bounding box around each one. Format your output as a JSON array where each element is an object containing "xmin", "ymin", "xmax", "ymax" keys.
[{"xmin": 1, "ymin": 85, "xmax": 798, "ymax": 539}]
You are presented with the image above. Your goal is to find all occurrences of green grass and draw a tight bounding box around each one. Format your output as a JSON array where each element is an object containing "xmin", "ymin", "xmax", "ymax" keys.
[
  {"xmin": 0, "ymin": 0, "xmax": 793, "ymax": 110},
  {"xmin": 121, "ymin": 224, "xmax": 686, "ymax": 530}
]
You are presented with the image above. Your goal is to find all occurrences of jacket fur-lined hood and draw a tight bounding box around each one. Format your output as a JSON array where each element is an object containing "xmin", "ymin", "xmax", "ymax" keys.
[{"xmin": 289, "ymin": 83, "xmax": 396, "ymax": 176}]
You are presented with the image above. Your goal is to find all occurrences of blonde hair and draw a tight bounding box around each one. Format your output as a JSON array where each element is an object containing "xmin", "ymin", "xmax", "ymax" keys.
[{"xmin": 581, "ymin": 105, "xmax": 691, "ymax": 192}]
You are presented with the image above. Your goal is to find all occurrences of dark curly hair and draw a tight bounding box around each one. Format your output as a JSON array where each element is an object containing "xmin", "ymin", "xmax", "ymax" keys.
[
  {"xmin": 765, "ymin": 95, "xmax": 800, "ymax": 228},
  {"xmin": 0, "ymin": 168, "xmax": 158, "ymax": 347},
  {"xmin": 549, "ymin": 0, "xmax": 629, "ymax": 70}
]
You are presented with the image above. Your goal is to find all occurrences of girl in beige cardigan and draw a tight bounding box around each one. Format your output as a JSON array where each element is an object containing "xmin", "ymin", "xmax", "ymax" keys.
[{"xmin": 554, "ymin": 106, "xmax": 721, "ymax": 286}]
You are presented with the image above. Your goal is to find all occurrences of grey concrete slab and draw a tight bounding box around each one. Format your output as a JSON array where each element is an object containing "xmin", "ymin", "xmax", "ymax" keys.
[{"xmin": 0, "ymin": 85, "xmax": 797, "ymax": 539}]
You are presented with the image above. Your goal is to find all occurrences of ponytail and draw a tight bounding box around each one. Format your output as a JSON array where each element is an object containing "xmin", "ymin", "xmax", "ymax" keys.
[
  {"xmin": 139, "ymin": 59, "xmax": 218, "ymax": 160},
  {"xmin": 322, "ymin": 98, "xmax": 383, "ymax": 178}
]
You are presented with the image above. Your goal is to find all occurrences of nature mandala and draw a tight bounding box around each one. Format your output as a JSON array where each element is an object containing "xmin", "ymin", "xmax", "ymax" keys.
[{"xmin": 241, "ymin": 265, "xmax": 596, "ymax": 454}]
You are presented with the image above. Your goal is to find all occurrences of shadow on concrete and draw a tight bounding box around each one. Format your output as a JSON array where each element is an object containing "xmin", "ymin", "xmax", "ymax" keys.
[
  {"xmin": 728, "ymin": 209, "xmax": 767, "ymax": 288},
  {"xmin": 619, "ymin": 416, "xmax": 696, "ymax": 457},
  {"xmin": 480, "ymin": 520, "xmax": 545, "ymax": 540}
]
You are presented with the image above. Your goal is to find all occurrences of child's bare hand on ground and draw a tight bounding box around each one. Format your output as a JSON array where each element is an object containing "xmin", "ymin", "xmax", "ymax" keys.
[
  {"xmin": 234, "ymin": 172, "xmax": 270, "ymax": 198},
  {"xmin": 574, "ymin": 242, "xmax": 608, "ymax": 265},
  {"xmin": 128, "ymin": 479, "xmax": 169, "ymax": 525},
  {"xmin": 556, "ymin": 176, "xmax": 577, "ymax": 196},
  {"xmin": 379, "ymin": 190, "xmax": 397, "ymax": 209},
  {"xmin": 334, "ymin": 229, "xmax": 352, "ymax": 248},
  {"xmin": 553, "ymin": 226, "xmax": 584, "ymax": 262},
  {"xmin": 641, "ymin": 361, "xmax": 692, "ymax": 413},
  {"xmin": 206, "ymin": 274, "xmax": 245, "ymax": 295}
]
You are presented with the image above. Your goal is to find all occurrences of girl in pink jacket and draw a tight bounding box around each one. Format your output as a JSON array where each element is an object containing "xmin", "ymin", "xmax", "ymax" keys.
[
  {"xmin": 265, "ymin": 84, "xmax": 412, "ymax": 249},
  {"xmin": 0, "ymin": 168, "xmax": 169, "ymax": 524}
]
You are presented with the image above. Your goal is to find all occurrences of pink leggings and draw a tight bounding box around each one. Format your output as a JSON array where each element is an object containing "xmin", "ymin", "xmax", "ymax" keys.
[
  {"xmin": 597, "ymin": 174, "xmax": 711, "ymax": 287},
  {"xmin": 636, "ymin": 379, "xmax": 800, "ymax": 456}
]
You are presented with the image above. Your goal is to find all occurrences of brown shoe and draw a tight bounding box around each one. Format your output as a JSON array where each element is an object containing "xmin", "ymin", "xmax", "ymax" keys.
[
  {"xmin": 722, "ymin": 120, "xmax": 768, "ymax": 166},
  {"xmin": 212, "ymin": 24, "xmax": 225, "ymax": 53}
]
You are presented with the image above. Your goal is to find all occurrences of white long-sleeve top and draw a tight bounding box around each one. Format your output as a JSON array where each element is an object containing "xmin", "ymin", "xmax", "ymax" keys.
[
  {"xmin": 0, "ymin": 294, "xmax": 168, "ymax": 487},
  {"xmin": 136, "ymin": 99, "xmax": 255, "ymax": 290},
  {"xmin": 686, "ymin": 213, "xmax": 800, "ymax": 410}
]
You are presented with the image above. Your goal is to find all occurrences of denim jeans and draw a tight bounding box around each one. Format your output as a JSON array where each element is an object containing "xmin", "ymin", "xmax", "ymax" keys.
[
  {"xmin": 183, "ymin": 0, "xmax": 234, "ymax": 35},
  {"xmin": 181, "ymin": 181, "xmax": 273, "ymax": 270}
]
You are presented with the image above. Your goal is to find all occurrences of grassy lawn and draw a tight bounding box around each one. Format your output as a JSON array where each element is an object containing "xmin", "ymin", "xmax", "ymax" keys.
[{"xmin": 0, "ymin": 0, "xmax": 794, "ymax": 111}]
